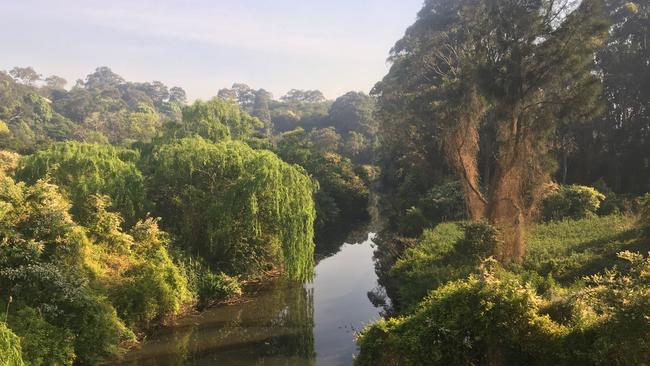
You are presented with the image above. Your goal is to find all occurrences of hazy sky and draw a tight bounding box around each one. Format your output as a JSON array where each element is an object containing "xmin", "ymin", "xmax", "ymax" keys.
[{"xmin": 1, "ymin": 0, "xmax": 423, "ymax": 100}]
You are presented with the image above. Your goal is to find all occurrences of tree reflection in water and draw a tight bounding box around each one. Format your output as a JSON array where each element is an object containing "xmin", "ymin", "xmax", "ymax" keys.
[{"xmin": 113, "ymin": 280, "xmax": 315, "ymax": 366}]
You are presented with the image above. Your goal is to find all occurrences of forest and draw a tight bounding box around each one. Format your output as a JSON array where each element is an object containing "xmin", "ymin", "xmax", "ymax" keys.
[{"xmin": 0, "ymin": 0, "xmax": 649, "ymax": 365}]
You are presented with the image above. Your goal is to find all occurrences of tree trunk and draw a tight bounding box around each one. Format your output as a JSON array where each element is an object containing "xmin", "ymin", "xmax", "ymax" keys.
[
  {"xmin": 442, "ymin": 91, "xmax": 488, "ymax": 220},
  {"xmin": 487, "ymin": 111, "xmax": 526, "ymax": 263}
]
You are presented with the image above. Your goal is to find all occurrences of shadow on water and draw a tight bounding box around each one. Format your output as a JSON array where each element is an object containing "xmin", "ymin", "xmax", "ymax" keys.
[{"xmin": 112, "ymin": 232, "xmax": 383, "ymax": 366}]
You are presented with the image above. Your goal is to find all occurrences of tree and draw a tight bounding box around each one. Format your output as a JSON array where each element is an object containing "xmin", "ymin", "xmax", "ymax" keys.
[
  {"xmin": 44, "ymin": 75, "xmax": 67, "ymax": 90},
  {"xmin": 175, "ymin": 98, "xmax": 262, "ymax": 142},
  {"xmin": 82, "ymin": 66, "xmax": 124, "ymax": 90},
  {"xmin": 281, "ymin": 89, "xmax": 326, "ymax": 104},
  {"xmin": 310, "ymin": 127, "xmax": 342, "ymax": 153},
  {"xmin": 169, "ymin": 86, "xmax": 187, "ymax": 104},
  {"xmin": 329, "ymin": 91, "xmax": 377, "ymax": 135},
  {"xmin": 376, "ymin": 0, "xmax": 608, "ymax": 262},
  {"xmin": 9, "ymin": 67, "xmax": 41, "ymax": 86},
  {"xmin": 148, "ymin": 137, "xmax": 316, "ymax": 281},
  {"xmin": 16, "ymin": 142, "xmax": 147, "ymax": 226}
]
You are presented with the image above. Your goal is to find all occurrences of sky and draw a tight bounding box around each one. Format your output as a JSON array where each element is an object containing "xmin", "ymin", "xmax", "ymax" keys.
[{"xmin": 1, "ymin": 0, "xmax": 423, "ymax": 101}]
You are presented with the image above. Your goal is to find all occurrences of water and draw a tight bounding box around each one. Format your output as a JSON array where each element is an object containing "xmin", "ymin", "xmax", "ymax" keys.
[{"xmin": 113, "ymin": 233, "xmax": 382, "ymax": 366}]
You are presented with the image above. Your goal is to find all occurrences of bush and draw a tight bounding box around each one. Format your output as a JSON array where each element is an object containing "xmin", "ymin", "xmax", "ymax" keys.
[
  {"xmin": 541, "ymin": 185, "xmax": 605, "ymax": 221},
  {"xmin": 173, "ymin": 252, "xmax": 242, "ymax": 307},
  {"xmin": 356, "ymin": 261, "xmax": 565, "ymax": 366},
  {"xmin": 8, "ymin": 307, "xmax": 75, "ymax": 366},
  {"xmin": 417, "ymin": 181, "xmax": 467, "ymax": 225},
  {"xmin": 640, "ymin": 193, "xmax": 650, "ymax": 235},
  {"xmin": 0, "ymin": 323, "xmax": 24, "ymax": 366},
  {"xmin": 396, "ymin": 182, "xmax": 467, "ymax": 236},
  {"xmin": 196, "ymin": 272, "xmax": 242, "ymax": 306}
]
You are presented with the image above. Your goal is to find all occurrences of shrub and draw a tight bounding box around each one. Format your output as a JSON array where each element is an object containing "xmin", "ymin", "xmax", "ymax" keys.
[
  {"xmin": 397, "ymin": 182, "xmax": 467, "ymax": 236},
  {"xmin": 417, "ymin": 181, "xmax": 467, "ymax": 225},
  {"xmin": 356, "ymin": 261, "xmax": 565, "ymax": 366},
  {"xmin": 541, "ymin": 185, "xmax": 605, "ymax": 221},
  {"xmin": 173, "ymin": 252, "xmax": 242, "ymax": 307},
  {"xmin": 399, "ymin": 207, "xmax": 429, "ymax": 237},
  {"xmin": 196, "ymin": 272, "xmax": 242, "ymax": 306},
  {"xmin": 0, "ymin": 323, "xmax": 24, "ymax": 366},
  {"xmin": 8, "ymin": 307, "xmax": 75, "ymax": 366},
  {"xmin": 640, "ymin": 193, "xmax": 650, "ymax": 236},
  {"xmin": 86, "ymin": 203, "xmax": 191, "ymax": 328}
]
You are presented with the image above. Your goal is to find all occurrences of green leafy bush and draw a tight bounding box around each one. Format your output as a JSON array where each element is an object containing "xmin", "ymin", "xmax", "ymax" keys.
[
  {"xmin": 0, "ymin": 323, "xmax": 24, "ymax": 366},
  {"xmin": 356, "ymin": 261, "xmax": 566, "ymax": 366},
  {"xmin": 8, "ymin": 307, "xmax": 75, "ymax": 366},
  {"xmin": 85, "ymin": 199, "xmax": 191, "ymax": 328},
  {"xmin": 541, "ymin": 185, "xmax": 605, "ymax": 221},
  {"xmin": 173, "ymin": 253, "xmax": 242, "ymax": 307},
  {"xmin": 397, "ymin": 182, "xmax": 467, "ymax": 236}
]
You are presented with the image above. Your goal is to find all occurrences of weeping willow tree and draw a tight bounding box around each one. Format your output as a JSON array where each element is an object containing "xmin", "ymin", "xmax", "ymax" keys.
[
  {"xmin": 376, "ymin": 0, "xmax": 608, "ymax": 263},
  {"xmin": 16, "ymin": 142, "xmax": 146, "ymax": 226},
  {"xmin": 149, "ymin": 137, "xmax": 316, "ymax": 281}
]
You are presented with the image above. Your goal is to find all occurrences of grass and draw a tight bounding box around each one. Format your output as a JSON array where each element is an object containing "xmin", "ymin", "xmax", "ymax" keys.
[
  {"xmin": 388, "ymin": 214, "xmax": 647, "ymax": 310},
  {"xmin": 524, "ymin": 214, "xmax": 646, "ymax": 284}
]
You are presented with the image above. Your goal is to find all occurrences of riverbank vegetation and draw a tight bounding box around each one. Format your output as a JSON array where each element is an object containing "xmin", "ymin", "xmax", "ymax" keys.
[
  {"xmin": 0, "ymin": 66, "xmax": 377, "ymax": 363},
  {"xmin": 358, "ymin": 0, "xmax": 650, "ymax": 364}
]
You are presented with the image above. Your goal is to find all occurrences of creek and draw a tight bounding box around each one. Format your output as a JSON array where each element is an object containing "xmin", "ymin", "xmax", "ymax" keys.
[{"xmin": 112, "ymin": 232, "xmax": 383, "ymax": 366}]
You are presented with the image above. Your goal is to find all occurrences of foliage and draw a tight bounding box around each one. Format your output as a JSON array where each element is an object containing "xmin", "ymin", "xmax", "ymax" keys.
[
  {"xmin": 356, "ymin": 262, "xmax": 567, "ymax": 366},
  {"xmin": 389, "ymin": 222, "xmax": 500, "ymax": 310},
  {"xmin": 0, "ymin": 176, "xmax": 134, "ymax": 363},
  {"xmin": 0, "ymin": 151, "xmax": 19, "ymax": 177},
  {"xmin": 16, "ymin": 142, "xmax": 146, "ymax": 225},
  {"xmin": 640, "ymin": 193, "xmax": 650, "ymax": 236},
  {"xmin": 86, "ymin": 204, "xmax": 192, "ymax": 328},
  {"xmin": 397, "ymin": 182, "xmax": 467, "ymax": 236},
  {"xmin": 361, "ymin": 213, "xmax": 650, "ymax": 365},
  {"xmin": 0, "ymin": 323, "xmax": 24, "ymax": 366},
  {"xmin": 172, "ymin": 252, "xmax": 242, "ymax": 307},
  {"xmin": 275, "ymin": 128, "xmax": 369, "ymax": 231},
  {"xmin": 169, "ymin": 97, "xmax": 263, "ymax": 143},
  {"xmin": 0, "ymin": 72, "xmax": 73, "ymax": 153},
  {"xmin": 541, "ymin": 185, "xmax": 606, "ymax": 221},
  {"xmin": 148, "ymin": 137, "xmax": 316, "ymax": 281},
  {"xmin": 8, "ymin": 307, "xmax": 75, "ymax": 366},
  {"xmin": 359, "ymin": 248, "xmax": 650, "ymax": 366}
]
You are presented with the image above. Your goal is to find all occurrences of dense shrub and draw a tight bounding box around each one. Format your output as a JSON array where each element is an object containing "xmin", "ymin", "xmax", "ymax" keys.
[
  {"xmin": 0, "ymin": 323, "xmax": 24, "ymax": 366},
  {"xmin": 8, "ymin": 307, "xmax": 75, "ymax": 366},
  {"xmin": 397, "ymin": 182, "xmax": 467, "ymax": 236},
  {"xmin": 541, "ymin": 185, "xmax": 605, "ymax": 221},
  {"xmin": 85, "ymin": 198, "xmax": 191, "ymax": 328},
  {"xmin": 0, "ymin": 177, "xmax": 193, "ymax": 363},
  {"xmin": 356, "ymin": 262, "xmax": 566, "ymax": 366},
  {"xmin": 171, "ymin": 251, "xmax": 242, "ymax": 307},
  {"xmin": 360, "ymin": 214, "xmax": 650, "ymax": 366},
  {"xmin": 16, "ymin": 142, "xmax": 146, "ymax": 225}
]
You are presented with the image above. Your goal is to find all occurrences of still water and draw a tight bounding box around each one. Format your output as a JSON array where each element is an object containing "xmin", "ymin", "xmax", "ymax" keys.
[{"xmin": 113, "ymin": 233, "xmax": 382, "ymax": 366}]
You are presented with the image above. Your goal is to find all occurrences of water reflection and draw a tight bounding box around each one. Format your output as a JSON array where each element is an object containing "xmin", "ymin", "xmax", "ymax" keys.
[{"xmin": 113, "ymin": 233, "xmax": 380, "ymax": 366}]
